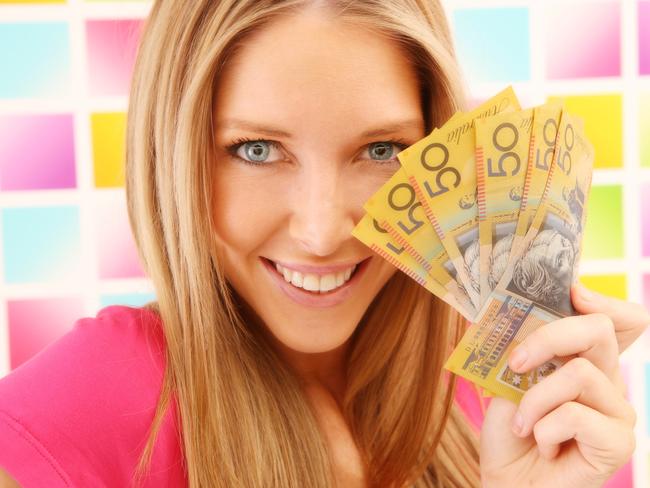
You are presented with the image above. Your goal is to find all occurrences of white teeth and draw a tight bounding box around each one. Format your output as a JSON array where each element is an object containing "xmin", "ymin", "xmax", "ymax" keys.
[
  {"xmin": 302, "ymin": 274, "xmax": 320, "ymax": 291},
  {"xmin": 273, "ymin": 261, "xmax": 358, "ymax": 293}
]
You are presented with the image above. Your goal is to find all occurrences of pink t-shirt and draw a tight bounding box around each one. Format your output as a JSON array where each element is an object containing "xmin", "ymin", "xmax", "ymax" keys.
[{"xmin": 0, "ymin": 305, "xmax": 485, "ymax": 487}]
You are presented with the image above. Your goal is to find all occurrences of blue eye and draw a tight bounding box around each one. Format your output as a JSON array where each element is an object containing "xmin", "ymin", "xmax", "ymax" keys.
[
  {"xmin": 226, "ymin": 138, "xmax": 285, "ymax": 166},
  {"xmin": 224, "ymin": 138, "xmax": 409, "ymax": 166}
]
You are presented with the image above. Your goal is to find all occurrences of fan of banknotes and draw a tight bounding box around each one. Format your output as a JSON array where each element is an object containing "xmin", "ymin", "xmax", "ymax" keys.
[{"xmin": 352, "ymin": 86, "xmax": 595, "ymax": 403}]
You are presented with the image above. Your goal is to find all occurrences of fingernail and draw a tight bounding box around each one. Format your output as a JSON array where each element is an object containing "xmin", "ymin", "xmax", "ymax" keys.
[
  {"xmin": 577, "ymin": 282, "xmax": 595, "ymax": 301},
  {"xmin": 510, "ymin": 346, "xmax": 528, "ymax": 370},
  {"xmin": 511, "ymin": 410, "xmax": 524, "ymax": 436}
]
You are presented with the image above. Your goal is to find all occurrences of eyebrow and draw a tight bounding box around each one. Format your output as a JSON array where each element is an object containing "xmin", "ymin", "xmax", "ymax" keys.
[{"xmin": 217, "ymin": 118, "xmax": 424, "ymax": 138}]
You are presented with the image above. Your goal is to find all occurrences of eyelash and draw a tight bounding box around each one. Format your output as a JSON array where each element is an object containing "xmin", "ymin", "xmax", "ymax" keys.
[{"xmin": 224, "ymin": 137, "xmax": 410, "ymax": 167}]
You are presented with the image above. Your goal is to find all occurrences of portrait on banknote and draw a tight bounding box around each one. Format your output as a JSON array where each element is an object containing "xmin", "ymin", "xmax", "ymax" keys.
[
  {"xmin": 489, "ymin": 221, "xmax": 517, "ymax": 289},
  {"xmin": 507, "ymin": 213, "xmax": 577, "ymax": 315},
  {"xmin": 456, "ymin": 226, "xmax": 480, "ymax": 296}
]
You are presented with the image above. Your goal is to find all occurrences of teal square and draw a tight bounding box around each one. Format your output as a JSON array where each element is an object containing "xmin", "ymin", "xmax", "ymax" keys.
[
  {"xmin": 452, "ymin": 8, "xmax": 531, "ymax": 83},
  {"xmin": 2, "ymin": 206, "xmax": 82, "ymax": 283},
  {"xmin": 0, "ymin": 22, "xmax": 71, "ymax": 99},
  {"xmin": 99, "ymin": 292, "xmax": 157, "ymax": 308}
]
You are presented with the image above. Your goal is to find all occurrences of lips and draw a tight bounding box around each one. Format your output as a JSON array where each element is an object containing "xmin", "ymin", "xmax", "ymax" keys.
[
  {"xmin": 263, "ymin": 257, "xmax": 365, "ymax": 292},
  {"xmin": 260, "ymin": 256, "xmax": 372, "ymax": 308}
]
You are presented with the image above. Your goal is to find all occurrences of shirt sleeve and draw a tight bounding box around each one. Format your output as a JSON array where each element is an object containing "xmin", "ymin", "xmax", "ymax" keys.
[{"xmin": 0, "ymin": 306, "xmax": 182, "ymax": 488}]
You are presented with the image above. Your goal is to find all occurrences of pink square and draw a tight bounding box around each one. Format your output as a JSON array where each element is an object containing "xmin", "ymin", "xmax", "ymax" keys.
[
  {"xmin": 545, "ymin": 2, "xmax": 621, "ymax": 79},
  {"xmin": 0, "ymin": 114, "xmax": 76, "ymax": 191},
  {"xmin": 640, "ymin": 1, "xmax": 650, "ymax": 74},
  {"xmin": 94, "ymin": 197, "xmax": 146, "ymax": 279},
  {"xmin": 8, "ymin": 297, "xmax": 85, "ymax": 370},
  {"xmin": 86, "ymin": 19, "xmax": 143, "ymax": 97}
]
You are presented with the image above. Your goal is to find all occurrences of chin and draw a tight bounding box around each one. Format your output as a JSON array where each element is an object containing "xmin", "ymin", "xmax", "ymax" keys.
[{"xmin": 267, "ymin": 321, "xmax": 357, "ymax": 354}]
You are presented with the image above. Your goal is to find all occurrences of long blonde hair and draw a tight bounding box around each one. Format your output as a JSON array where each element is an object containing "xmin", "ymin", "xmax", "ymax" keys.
[{"xmin": 125, "ymin": 1, "xmax": 480, "ymax": 486}]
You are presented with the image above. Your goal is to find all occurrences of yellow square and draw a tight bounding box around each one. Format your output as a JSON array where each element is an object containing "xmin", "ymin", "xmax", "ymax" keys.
[
  {"xmin": 547, "ymin": 93, "xmax": 622, "ymax": 169},
  {"xmin": 91, "ymin": 112, "xmax": 126, "ymax": 188},
  {"xmin": 578, "ymin": 274, "xmax": 627, "ymax": 300}
]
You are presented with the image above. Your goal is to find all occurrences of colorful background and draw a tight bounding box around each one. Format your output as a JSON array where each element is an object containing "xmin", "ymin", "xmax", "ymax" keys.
[{"xmin": 0, "ymin": 0, "xmax": 648, "ymax": 486}]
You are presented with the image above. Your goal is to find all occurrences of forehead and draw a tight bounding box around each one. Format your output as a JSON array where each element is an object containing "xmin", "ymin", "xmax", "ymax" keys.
[{"xmin": 213, "ymin": 9, "xmax": 423, "ymax": 130}]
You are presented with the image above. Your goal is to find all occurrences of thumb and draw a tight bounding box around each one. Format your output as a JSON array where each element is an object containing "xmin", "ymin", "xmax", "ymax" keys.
[{"xmin": 481, "ymin": 397, "xmax": 536, "ymax": 470}]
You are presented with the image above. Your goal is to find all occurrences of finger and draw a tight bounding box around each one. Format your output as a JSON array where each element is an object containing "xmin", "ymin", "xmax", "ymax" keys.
[
  {"xmin": 512, "ymin": 357, "xmax": 636, "ymax": 438},
  {"xmin": 533, "ymin": 401, "xmax": 636, "ymax": 470},
  {"xmin": 508, "ymin": 313, "xmax": 620, "ymax": 383},
  {"xmin": 572, "ymin": 283, "xmax": 650, "ymax": 353}
]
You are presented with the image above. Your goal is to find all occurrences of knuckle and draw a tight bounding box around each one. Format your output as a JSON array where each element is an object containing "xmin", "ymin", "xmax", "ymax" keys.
[
  {"xmin": 624, "ymin": 402, "xmax": 637, "ymax": 427},
  {"xmin": 591, "ymin": 313, "xmax": 615, "ymax": 340},
  {"xmin": 558, "ymin": 401, "xmax": 582, "ymax": 425},
  {"xmin": 564, "ymin": 357, "xmax": 594, "ymax": 384}
]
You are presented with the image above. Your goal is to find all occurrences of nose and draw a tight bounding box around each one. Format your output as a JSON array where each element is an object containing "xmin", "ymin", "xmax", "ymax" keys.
[{"xmin": 288, "ymin": 165, "xmax": 356, "ymax": 257}]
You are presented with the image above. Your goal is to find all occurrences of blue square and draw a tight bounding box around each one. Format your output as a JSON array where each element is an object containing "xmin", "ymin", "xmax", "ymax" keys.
[
  {"xmin": 99, "ymin": 292, "xmax": 157, "ymax": 308},
  {"xmin": 452, "ymin": 8, "xmax": 531, "ymax": 83},
  {"xmin": 0, "ymin": 22, "xmax": 71, "ymax": 99},
  {"xmin": 2, "ymin": 206, "xmax": 82, "ymax": 283}
]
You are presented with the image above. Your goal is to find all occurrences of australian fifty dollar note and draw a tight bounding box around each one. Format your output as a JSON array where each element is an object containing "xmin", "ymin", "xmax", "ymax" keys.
[{"xmin": 443, "ymin": 111, "xmax": 594, "ymax": 403}]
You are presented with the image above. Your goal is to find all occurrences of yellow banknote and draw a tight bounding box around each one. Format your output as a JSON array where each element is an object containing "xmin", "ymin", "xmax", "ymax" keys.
[
  {"xmin": 362, "ymin": 166, "xmax": 477, "ymax": 319},
  {"xmin": 476, "ymin": 108, "xmax": 534, "ymax": 302},
  {"xmin": 511, "ymin": 103, "xmax": 563, "ymax": 258},
  {"xmin": 444, "ymin": 111, "xmax": 594, "ymax": 403},
  {"xmin": 397, "ymin": 86, "xmax": 521, "ymax": 310},
  {"xmin": 352, "ymin": 213, "xmax": 476, "ymax": 321}
]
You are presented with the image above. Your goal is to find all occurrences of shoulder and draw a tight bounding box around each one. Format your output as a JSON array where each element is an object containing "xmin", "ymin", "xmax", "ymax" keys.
[{"xmin": 0, "ymin": 305, "xmax": 186, "ymax": 487}]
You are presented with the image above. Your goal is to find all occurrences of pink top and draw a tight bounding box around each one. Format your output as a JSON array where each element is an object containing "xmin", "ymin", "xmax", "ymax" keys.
[{"xmin": 0, "ymin": 305, "xmax": 485, "ymax": 487}]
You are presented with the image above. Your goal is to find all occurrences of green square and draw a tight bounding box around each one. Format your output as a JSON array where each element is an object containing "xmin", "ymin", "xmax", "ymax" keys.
[{"xmin": 582, "ymin": 185, "xmax": 624, "ymax": 259}]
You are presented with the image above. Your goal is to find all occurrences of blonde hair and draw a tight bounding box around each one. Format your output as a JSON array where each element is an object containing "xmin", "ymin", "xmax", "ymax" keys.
[{"xmin": 125, "ymin": 1, "xmax": 480, "ymax": 486}]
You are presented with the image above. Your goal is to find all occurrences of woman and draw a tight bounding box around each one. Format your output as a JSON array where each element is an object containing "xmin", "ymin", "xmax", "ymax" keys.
[{"xmin": 0, "ymin": 1, "xmax": 648, "ymax": 487}]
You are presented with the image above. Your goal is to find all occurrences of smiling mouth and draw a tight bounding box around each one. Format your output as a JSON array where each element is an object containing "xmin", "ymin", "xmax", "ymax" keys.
[{"xmin": 261, "ymin": 257, "xmax": 368, "ymax": 294}]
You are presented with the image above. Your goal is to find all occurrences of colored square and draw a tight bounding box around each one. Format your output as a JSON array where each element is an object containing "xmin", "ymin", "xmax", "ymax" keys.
[
  {"xmin": 7, "ymin": 297, "xmax": 85, "ymax": 370},
  {"xmin": 2, "ymin": 206, "xmax": 83, "ymax": 283},
  {"xmin": 640, "ymin": 1, "xmax": 650, "ymax": 75},
  {"xmin": 547, "ymin": 94, "xmax": 622, "ymax": 169},
  {"xmin": 643, "ymin": 183, "xmax": 650, "ymax": 257},
  {"xmin": 0, "ymin": 22, "xmax": 70, "ymax": 99},
  {"xmin": 646, "ymin": 363, "xmax": 650, "ymax": 436},
  {"xmin": 99, "ymin": 292, "xmax": 156, "ymax": 308},
  {"xmin": 544, "ymin": 2, "xmax": 621, "ymax": 79},
  {"xmin": 603, "ymin": 461, "xmax": 633, "ymax": 488},
  {"xmin": 94, "ymin": 197, "xmax": 146, "ymax": 279},
  {"xmin": 0, "ymin": 114, "xmax": 76, "ymax": 191},
  {"xmin": 644, "ymin": 275, "xmax": 650, "ymax": 350},
  {"xmin": 641, "ymin": 92, "xmax": 650, "ymax": 168},
  {"xmin": 91, "ymin": 112, "xmax": 126, "ymax": 187},
  {"xmin": 579, "ymin": 274, "xmax": 627, "ymax": 300},
  {"xmin": 452, "ymin": 8, "xmax": 530, "ymax": 83},
  {"xmin": 582, "ymin": 185, "xmax": 624, "ymax": 260},
  {"xmin": 86, "ymin": 19, "xmax": 143, "ymax": 97}
]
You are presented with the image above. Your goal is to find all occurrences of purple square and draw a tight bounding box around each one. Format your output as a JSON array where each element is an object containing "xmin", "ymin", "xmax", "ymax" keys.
[{"xmin": 0, "ymin": 114, "xmax": 76, "ymax": 191}]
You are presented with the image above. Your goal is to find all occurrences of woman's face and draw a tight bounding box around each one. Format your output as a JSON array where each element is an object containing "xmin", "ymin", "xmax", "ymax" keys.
[{"xmin": 211, "ymin": 8, "xmax": 425, "ymax": 356}]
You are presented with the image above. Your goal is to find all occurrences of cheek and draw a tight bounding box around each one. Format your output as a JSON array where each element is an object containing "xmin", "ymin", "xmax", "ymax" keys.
[{"xmin": 211, "ymin": 170, "xmax": 278, "ymax": 255}]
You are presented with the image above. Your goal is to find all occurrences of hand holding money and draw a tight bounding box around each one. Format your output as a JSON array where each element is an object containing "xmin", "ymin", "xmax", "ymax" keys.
[
  {"xmin": 352, "ymin": 86, "xmax": 648, "ymax": 402},
  {"xmin": 479, "ymin": 284, "xmax": 648, "ymax": 487}
]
